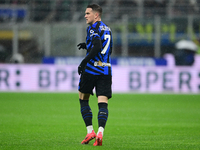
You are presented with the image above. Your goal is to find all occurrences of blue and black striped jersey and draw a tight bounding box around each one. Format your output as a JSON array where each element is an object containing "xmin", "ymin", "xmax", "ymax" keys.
[{"xmin": 85, "ymin": 21, "xmax": 113, "ymax": 75}]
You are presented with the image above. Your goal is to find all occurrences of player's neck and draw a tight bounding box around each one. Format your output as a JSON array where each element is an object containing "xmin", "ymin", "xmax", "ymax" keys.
[{"xmin": 91, "ymin": 19, "xmax": 101, "ymax": 25}]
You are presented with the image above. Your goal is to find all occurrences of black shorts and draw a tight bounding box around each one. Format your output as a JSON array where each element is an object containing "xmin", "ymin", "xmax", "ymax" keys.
[{"xmin": 78, "ymin": 73, "xmax": 112, "ymax": 99}]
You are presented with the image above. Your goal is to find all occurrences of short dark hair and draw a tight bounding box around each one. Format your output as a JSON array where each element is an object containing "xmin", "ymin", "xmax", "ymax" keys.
[{"xmin": 87, "ymin": 4, "xmax": 102, "ymax": 17}]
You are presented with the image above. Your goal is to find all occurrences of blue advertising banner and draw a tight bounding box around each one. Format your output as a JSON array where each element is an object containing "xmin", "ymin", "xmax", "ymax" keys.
[
  {"xmin": 0, "ymin": 7, "xmax": 27, "ymax": 19},
  {"xmin": 42, "ymin": 57, "xmax": 167, "ymax": 66}
]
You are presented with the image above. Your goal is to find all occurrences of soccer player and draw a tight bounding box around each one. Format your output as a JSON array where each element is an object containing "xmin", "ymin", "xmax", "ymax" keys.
[{"xmin": 77, "ymin": 3, "xmax": 113, "ymax": 146}]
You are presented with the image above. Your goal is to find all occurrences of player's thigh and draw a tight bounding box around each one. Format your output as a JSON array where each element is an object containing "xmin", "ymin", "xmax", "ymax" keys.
[{"xmin": 95, "ymin": 75, "xmax": 112, "ymax": 99}]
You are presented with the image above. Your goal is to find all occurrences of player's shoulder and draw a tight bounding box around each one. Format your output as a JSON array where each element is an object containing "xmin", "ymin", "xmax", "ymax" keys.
[
  {"xmin": 87, "ymin": 24, "xmax": 99, "ymax": 38},
  {"xmin": 99, "ymin": 22, "xmax": 111, "ymax": 32},
  {"xmin": 87, "ymin": 23, "xmax": 98, "ymax": 33},
  {"xmin": 86, "ymin": 26, "xmax": 92, "ymax": 33},
  {"xmin": 92, "ymin": 21, "xmax": 101, "ymax": 28}
]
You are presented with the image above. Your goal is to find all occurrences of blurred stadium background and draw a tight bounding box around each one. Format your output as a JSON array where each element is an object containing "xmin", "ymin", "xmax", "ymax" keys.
[{"xmin": 0, "ymin": 0, "xmax": 200, "ymax": 93}]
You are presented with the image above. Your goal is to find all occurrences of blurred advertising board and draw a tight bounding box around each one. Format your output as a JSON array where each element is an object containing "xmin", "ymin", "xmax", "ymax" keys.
[
  {"xmin": 0, "ymin": 64, "xmax": 199, "ymax": 93},
  {"xmin": 0, "ymin": 5, "xmax": 28, "ymax": 21},
  {"xmin": 42, "ymin": 57, "xmax": 167, "ymax": 66}
]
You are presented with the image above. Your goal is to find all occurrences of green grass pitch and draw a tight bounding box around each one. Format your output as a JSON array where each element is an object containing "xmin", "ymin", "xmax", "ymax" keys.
[{"xmin": 0, "ymin": 93, "xmax": 200, "ymax": 150}]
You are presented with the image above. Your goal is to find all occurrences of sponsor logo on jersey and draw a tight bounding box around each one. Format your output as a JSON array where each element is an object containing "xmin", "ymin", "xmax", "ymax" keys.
[
  {"xmin": 100, "ymin": 26, "xmax": 111, "ymax": 31},
  {"xmin": 90, "ymin": 30, "xmax": 94, "ymax": 33},
  {"xmin": 90, "ymin": 29, "xmax": 98, "ymax": 37}
]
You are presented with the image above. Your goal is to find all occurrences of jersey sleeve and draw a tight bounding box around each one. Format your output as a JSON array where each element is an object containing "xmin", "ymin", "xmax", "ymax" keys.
[
  {"xmin": 89, "ymin": 28, "xmax": 100, "ymax": 41},
  {"xmin": 80, "ymin": 38, "xmax": 102, "ymax": 66}
]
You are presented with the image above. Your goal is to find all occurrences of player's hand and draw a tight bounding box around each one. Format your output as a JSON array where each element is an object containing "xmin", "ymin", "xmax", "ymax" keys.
[
  {"xmin": 78, "ymin": 59, "xmax": 87, "ymax": 75},
  {"xmin": 77, "ymin": 43, "xmax": 86, "ymax": 50},
  {"xmin": 78, "ymin": 64, "xmax": 85, "ymax": 75},
  {"xmin": 78, "ymin": 65, "xmax": 84, "ymax": 75}
]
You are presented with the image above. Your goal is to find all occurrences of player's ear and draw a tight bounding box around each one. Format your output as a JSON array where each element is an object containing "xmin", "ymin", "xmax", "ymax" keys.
[{"xmin": 94, "ymin": 12, "xmax": 99, "ymax": 19}]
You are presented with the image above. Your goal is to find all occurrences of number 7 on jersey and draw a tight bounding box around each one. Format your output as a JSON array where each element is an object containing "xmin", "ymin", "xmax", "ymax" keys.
[{"xmin": 101, "ymin": 34, "xmax": 111, "ymax": 54}]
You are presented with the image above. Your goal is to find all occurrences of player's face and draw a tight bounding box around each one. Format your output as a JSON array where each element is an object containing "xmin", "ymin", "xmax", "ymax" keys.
[{"xmin": 85, "ymin": 8, "xmax": 96, "ymax": 25}]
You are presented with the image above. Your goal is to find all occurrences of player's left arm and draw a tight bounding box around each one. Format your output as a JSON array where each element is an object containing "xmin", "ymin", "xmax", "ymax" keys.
[{"xmin": 78, "ymin": 37, "xmax": 102, "ymax": 75}]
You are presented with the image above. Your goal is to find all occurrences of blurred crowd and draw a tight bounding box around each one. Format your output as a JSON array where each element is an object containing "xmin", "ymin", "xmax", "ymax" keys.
[
  {"xmin": 0, "ymin": 0, "xmax": 200, "ymax": 64},
  {"xmin": 0, "ymin": 0, "xmax": 200, "ymax": 22},
  {"xmin": 0, "ymin": 0, "xmax": 27, "ymax": 4}
]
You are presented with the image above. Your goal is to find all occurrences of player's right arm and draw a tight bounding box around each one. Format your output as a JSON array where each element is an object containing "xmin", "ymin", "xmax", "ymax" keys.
[{"xmin": 78, "ymin": 37, "xmax": 102, "ymax": 75}]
